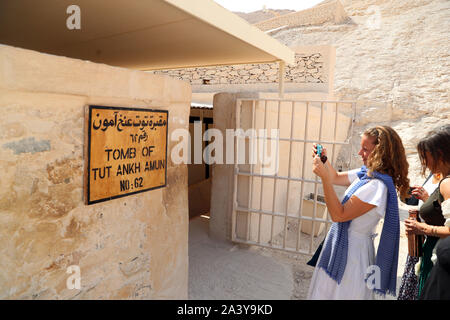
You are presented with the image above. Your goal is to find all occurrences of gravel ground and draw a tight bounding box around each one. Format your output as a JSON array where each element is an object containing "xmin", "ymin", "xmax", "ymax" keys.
[
  {"xmin": 189, "ymin": 205, "xmax": 410, "ymax": 300},
  {"xmin": 188, "ymin": 216, "xmax": 294, "ymax": 300}
]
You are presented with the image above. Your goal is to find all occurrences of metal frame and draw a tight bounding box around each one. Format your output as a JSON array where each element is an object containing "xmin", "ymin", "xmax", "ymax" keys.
[{"xmin": 232, "ymin": 98, "xmax": 356, "ymax": 255}]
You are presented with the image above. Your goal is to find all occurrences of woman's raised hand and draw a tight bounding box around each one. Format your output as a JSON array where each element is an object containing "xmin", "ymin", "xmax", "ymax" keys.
[
  {"xmin": 405, "ymin": 217, "xmax": 429, "ymax": 236},
  {"xmin": 312, "ymin": 143, "xmax": 328, "ymax": 159},
  {"xmin": 312, "ymin": 155, "xmax": 329, "ymax": 181},
  {"xmin": 410, "ymin": 185, "xmax": 430, "ymax": 202}
]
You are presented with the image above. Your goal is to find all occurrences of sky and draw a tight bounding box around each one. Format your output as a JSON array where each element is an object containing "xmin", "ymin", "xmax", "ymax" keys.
[{"xmin": 213, "ymin": 0, "xmax": 325, "ymax": 13}]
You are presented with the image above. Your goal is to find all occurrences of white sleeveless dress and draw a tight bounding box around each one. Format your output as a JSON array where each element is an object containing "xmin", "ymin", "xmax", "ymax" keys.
[{"xmin": 307, "ymin": 169, "xmax": 388, "ymax": 300}]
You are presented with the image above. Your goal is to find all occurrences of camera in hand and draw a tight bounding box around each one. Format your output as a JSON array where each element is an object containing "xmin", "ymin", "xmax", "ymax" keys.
[
  {"xmin": 316, "ymin": 144, "xmax": 328, "ymax": 164},
  {"xmin": 403, "ymin": 186, "xmax": 419, "ymax": 205}
]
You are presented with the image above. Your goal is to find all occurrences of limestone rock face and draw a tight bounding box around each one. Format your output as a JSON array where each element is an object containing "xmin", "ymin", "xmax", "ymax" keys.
[
  {"xmin": 0, "ymin": 45, "xmax": 190, "ymax": 299},
  {"xmin": 273, "ymin": 0, "xmax": 450, "ymax": 184}
]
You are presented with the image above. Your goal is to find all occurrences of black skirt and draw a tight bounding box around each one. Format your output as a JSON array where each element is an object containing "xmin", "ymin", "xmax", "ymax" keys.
[{"xmin": 420, "ymin": 237, "xmax": 450, "ymax": 300}]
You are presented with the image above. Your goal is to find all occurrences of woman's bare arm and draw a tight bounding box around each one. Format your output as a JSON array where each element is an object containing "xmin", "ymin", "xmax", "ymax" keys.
[
  {"xmin": 313, "ymin": 156, "xmax": 376, "ymax": 222},
  {"xmin": 324, "ymin": 161, "xmax": 353, "ymax": 187},
  {"xmin": 405, "ymin": 179, "xmax": 450, "ymax": 237}
]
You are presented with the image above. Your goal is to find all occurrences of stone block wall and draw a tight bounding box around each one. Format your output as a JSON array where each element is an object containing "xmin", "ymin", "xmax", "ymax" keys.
[
  {"xmin": 151, "ymin": 54, "xmax": 323, "ymax": 85},
  {"xmin": 150, "ymin": 46, "xmax": 336, "ymax": 94},
  {"xmin": 0, "ymin": 45, "xmax": 191, "ymax": 299}
]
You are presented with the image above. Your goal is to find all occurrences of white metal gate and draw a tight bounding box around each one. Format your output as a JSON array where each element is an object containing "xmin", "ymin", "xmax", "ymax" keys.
[{"xmin": 231, "ymin": 98, "xmax": 356, "ymax": 255}]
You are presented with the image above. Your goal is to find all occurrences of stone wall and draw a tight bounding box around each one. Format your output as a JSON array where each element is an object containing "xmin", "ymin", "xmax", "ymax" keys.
[
  {"xmin": 150, "ymin": 46, "xmax": 335, "ymax": 95},
  {"xmin": 0, "ymin": 45, "xmax": 191, "ymax": 299},
  {"xmin": 254, "ymin": 0, "xmax": 348, "ymax": 31},
  {"xmin": 152, "ymin": 54, "xmax": 323, "ymax": 85}
]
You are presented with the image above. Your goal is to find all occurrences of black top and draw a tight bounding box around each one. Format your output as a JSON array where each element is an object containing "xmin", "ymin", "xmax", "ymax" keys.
[
  {"xmin": 420, "ymin": 236, "xmax": 450, "ymax": 300},
  {"xmin": 419, "ymin": 176, "xmax": 449, "ymax": 226}
]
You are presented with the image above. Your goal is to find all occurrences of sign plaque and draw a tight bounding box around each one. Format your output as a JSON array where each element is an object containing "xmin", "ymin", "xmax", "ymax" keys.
[{"xmin": 84, "ymin": 105, "xmax": 168, "ymax": 204}]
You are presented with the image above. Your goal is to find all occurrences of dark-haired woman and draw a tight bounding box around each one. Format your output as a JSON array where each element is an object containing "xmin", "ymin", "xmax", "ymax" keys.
[
  {"xmin": 308, "ymin": 126, "xmax": 410, "ymax": 299},
  {"xmin": 404, "ymin": 125, "xmax": 450, "ymax": 299},
  {"xmin": 397, "ymin": 172, "xmax": 443, "ymax": 300}
]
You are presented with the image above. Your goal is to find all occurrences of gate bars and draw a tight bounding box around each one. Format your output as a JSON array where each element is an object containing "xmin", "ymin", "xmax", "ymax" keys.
[{"xmin": 232, "ymin": 98, "xmax": 356, "ymax": 255}]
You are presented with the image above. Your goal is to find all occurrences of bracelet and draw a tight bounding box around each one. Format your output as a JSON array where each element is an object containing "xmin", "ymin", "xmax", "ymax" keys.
[{"xmin": 431, "ymin": 226, "xmax": 438, "ymax": 236}]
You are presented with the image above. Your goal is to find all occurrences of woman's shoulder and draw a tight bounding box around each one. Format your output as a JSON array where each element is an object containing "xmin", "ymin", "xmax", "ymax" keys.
[
  {"xmin": 367, "ymin": 178, "xmax": 388, "ymax": 191},
  {"xmin": 352, "ymin": 178, "xmax": 388, "ymax": 207},
  {"xmin": 440, "ymin": 177, "xmax": 450, "ymax": 201}
]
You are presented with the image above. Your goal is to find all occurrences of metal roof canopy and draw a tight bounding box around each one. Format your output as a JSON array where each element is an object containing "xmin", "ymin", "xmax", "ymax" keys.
[{"xmin": 0, "ymin": 0, "xmax": 295, "ymax": 70}]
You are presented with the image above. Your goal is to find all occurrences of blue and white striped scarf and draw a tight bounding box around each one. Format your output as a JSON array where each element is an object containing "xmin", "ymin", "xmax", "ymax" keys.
[{"xmin": 317, "ymin": 166, "xmax": 400, "ymax": 296}]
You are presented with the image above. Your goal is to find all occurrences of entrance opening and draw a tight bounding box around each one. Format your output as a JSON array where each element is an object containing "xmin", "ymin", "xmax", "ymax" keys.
[{"xmin": 188, "ymin": 104, "xmax": 213, "ymax": 220}]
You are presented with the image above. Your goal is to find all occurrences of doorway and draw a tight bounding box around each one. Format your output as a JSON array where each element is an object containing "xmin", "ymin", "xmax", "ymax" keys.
[{"xmin": 188, "ymin": 104, "xmax": 214, "ymax": 220}]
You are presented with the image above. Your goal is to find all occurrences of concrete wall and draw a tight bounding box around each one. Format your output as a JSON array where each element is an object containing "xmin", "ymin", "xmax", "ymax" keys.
[
  {"xmin": 254, "ymin": 0, "xmax": 348, "ymax": 31},
  {"xmin": 210, "ymin": 92, "xmax": 353, "ymax": 244},
  {"xmin": 0, "ymin": 45, "xmax": 191, "ymax": 299}
]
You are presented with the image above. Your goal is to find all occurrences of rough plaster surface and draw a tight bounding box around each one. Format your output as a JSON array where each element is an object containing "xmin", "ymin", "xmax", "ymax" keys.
[
  {"xmin": 0, "ymin": 45, "xmax": 191, "ymax": 299},
  {"xmin": 2, "ymin": 137, "xmax": 51, "ymax": 155}
]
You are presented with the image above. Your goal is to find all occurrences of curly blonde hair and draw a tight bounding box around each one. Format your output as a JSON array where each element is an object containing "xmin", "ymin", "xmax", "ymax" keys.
[{"xmin": 364, "ymin": 126, "xmax": 410, "ymax": 199}]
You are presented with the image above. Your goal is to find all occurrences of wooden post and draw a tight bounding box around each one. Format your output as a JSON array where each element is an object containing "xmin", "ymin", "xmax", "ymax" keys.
[{"xmin": 278, "ymin": 61, "xmax": 285, "ymax": 99}]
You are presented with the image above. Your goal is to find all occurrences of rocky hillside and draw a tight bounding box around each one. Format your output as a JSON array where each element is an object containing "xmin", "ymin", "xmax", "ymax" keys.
[{"xmin": 268, "ymin": 0, "xmax": 449, "ymax": 183}]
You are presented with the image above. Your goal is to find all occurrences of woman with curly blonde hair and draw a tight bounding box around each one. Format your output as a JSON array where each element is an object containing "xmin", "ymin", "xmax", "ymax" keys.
[{"xmin": 307, "ymin": 125, "xmax": 409, "ymax": 299}]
